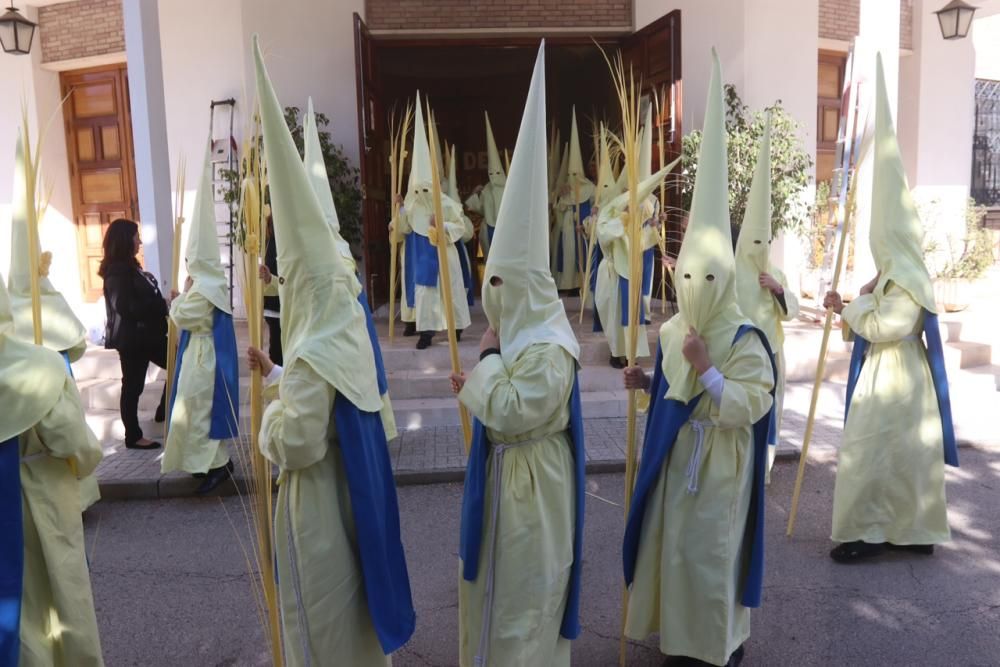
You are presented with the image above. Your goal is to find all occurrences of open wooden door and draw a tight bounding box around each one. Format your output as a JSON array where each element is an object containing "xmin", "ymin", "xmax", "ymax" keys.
[
  {"xmin": 620, "ymin": 10, "xmax": 683, "ymax": 300},
  {"xmin": 61, "ymin": 63, "xmax": 139, "ymax": 302},
  {"xmin": 354, "ymin": 13, "xmax": 390, "ymax": 308}
]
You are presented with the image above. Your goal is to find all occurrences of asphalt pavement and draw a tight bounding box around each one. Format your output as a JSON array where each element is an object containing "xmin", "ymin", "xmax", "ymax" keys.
[{"xmin": 83, "ymin": 446, "xmax": 1000, "ymax": 666}]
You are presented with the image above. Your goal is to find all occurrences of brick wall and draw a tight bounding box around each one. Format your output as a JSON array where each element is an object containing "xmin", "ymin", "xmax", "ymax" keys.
[
  {"xmin": 819, "ymin": 0, "xmax": 914, "ymax": 50},
  {"xmin": 38, "ymin": 0, "xmax": 124, "ymax": 64},
  {"xmin": 365, "ymin": 0, "xmax": 632, "ymax": 31}
]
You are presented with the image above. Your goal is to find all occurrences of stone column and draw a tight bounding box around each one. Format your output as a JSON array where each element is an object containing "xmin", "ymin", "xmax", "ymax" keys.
[{"xmin": 122, "ymin": 0, "xmax": 173, "ymax": 287}]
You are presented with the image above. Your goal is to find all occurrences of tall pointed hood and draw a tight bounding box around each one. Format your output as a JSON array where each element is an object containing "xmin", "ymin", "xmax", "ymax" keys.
[
  {"xmin": 184, "ymin": 139, "xmax": 231, "ymax": 314},
  {"xmin": 303, "ymin": 97, "xmax": 354, "ymax": 265},
  {"xmin": 661, "ymin": 49, "xmax": 748, "ymax": 402},
  {"xmin": 565, "ymin": 107, "xmax": 595, "ymax": 200},
  {"xmin": 253, "ymin": 34, "xmax": 380, "ymax": 412},
  {"xmin": 406, "ymin": 91, "xmax": 433, "ymax": 197},
  {"xmin": 0, "ymin": 270, "xmax": 66, "ymax": 444},
  {"xmin": 869, "ymin": 53, "xmax": 936, "ymax": 313},
  {"xmin": 8, "ymin": 135, "xmax": 87, "ymax": 359},
  {"xmin": 594, "ymin": 123, "xmax": 621, "ymax": 207},
  {"xmin": 484, "ymin": 112, "xmax": 506, "ymax": 188},
  {"xmin": 556, "ymin": 142, "xmax": 570, "ymax": 193},
  {"xmin": 547, "ymin": 124, "xmax": 560, "ymax": 193},
  {"xmin": 427, "ymin": 103, "xmax": 448, "ymax": 192},
  {"xmin": 735, "ymin": 114, "xmax": 777, "ymax": 336},
  {"xmin": 483, "ymin": 41, "xmax": 579, "ymax": 363},
  {"xmin": 447, "ymin": 144, "xmax": 460, "ymax": 201},
  {"xmin": 639, "ymin": 103, "xmax": 654, "ymax": 181}
]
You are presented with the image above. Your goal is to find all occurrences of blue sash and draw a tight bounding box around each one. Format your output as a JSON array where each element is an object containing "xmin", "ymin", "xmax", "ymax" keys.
[
  {"xmin": 623, "ymin": 326, "xmax": 776, "ymax": 608},
  {"xmin": 169, "ymin": 308, "xmax": 240, "ymax": 440},
  {"xmin": 486, "ymin": 224, "xmax": 495, "ymax": 244},
  {"xmin": 333, "ymin": 395, "xmax": 415, "ymax": 653},
  {"xmin": 590, "ymin": 245, "xmax": 604, "ymax": 333},
  {"xmin": 358, "ymin": 289, "xmax": 388, "ymax": 396},
  {"xmin": 618, "ymin": 248, "xmax": 655, "ymax": 326},
  {"xmin": 404, "ymin": 233, "xmax": 440, "ymax": 307},
  {"xmin": 460, "ymin": 374, "xmax": 586, "ymax": 639},
  {"xmin": 0, "ymin": 436, "xmax": 22, "ymax": 665},
  {"xmin": 457, "ymin": 242, "xmax": 475, "ymax": 306},
  {"xmin": 845, "ymin": 310, "xmax": 958, "ymax": 467},
  {"xmin": 61, "ymin": 351, "xmax": 74, "ymax": 377}
]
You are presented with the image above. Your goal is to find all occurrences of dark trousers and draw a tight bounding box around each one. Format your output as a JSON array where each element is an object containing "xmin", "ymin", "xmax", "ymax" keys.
[
  {"xmin": 118, "ymin": 337, "xmax": 167, "ymax": 445},
  {"xmin": 266, "ymin": 316, "xmax": 283, "ymax": 366}
]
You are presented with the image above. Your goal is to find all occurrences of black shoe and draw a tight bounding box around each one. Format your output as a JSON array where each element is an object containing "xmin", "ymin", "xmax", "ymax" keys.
[
  {"xmin": 727, "ymin": 645, "xmax": 745, "ymax": 667},
  {"xmin": 403, "ymin": 322, "xmax": 417, "ymax": 337},
  {"xmin": 154, "ymin": 403, "xmax": 165, "ymax": 423},
  {"xmin": 416, "ymin": 333, "xmax": 433, "ymax": 350},
  {"xmin": 456, "ymin": 329, "xmax": 463, "ymax": 342},
  {"xmin": 887, "ymin": 543, "xmax": 935, "ymax": 555},
  {"xmin": 125, "ymin": 440, "xmax": 161, "ymax": 450},
  {"xmin": 610, "ymin": 355, "xmax": 625, "ymax": 369},
  {"xmin": 830, "ymin": 540, "xmax": 886, "ymax": 563},
  {"xmin": 196, "ymin": 462, "xmax": 233, "ymax": 495}
]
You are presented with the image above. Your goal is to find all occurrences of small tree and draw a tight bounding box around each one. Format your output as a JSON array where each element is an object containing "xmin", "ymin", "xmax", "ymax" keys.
[
  {"xmin": 282, "ymin": 106, "xmax": 363, "ymax": 249},
  {"xmin": 679, "ymin": 85, "xmax": 813, "ymax": 235}
]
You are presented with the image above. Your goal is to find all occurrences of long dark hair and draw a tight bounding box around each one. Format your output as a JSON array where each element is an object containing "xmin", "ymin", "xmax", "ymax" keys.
[{"xmin": 98, "ymin": 218, "xmax": 140, "ymax": 278}]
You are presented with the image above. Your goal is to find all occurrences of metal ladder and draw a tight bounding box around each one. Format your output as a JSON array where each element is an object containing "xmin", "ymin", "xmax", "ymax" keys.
[{"xmin": 209, "ymin": 98, "xmax": 238, "ymax": 314}]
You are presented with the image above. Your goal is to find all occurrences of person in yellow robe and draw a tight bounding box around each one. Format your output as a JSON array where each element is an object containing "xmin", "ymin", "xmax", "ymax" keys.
[
  {"xmin": 465, "ymin": 112, "xmax": 506, "ymax": 259},
  {"xmin": 621, "ymin": 51, "xmax": 775, "ymax": 667},
  {"xmin": 161, "ymin": 143, "xmax": 239, "ymax": 495},
  {"xmin": 450, "ymin": 42, "xmax": 585, "ymax": 667},
  {"xmin": 733, "ymin": 117, "xmax": 800, "ymax": 481},
  {"xmin": 1, "ymin": 271, "xmax": 104, "ymax": 666},
  {"xmin": 579, "ymin": 123, "xmax": 621, "ymax": 325},
  {"xmin": 595, "ymin": 109, "xmax": 677, "ymax": 368},
  {"xmin": 7, "ymin": 136, "xmax": 101, "ymax": 512},
  {"xmin": 823, "ymin": 54, "xmax": 956, "ymax": 563},
  {"xmin": 551, "ymin": 109, "xmax": 594, "ymax": 292},
  {"xmin": 248, "ymin": 36, "xmax": 414, "ymax": 666}
]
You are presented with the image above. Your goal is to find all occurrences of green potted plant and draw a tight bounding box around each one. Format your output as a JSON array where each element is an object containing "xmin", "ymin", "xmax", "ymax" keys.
[{"xmin": 923, "ymin": 198, "xmax": 993, "ymax": 312}]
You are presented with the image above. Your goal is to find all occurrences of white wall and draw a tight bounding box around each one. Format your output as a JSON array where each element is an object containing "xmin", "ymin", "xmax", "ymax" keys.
[
  {"xmin": 0, "ymin": 4, "xmax": 86, "ymax": 326},
  {"xmin": 973, "ymin": 13, "xmax": 1000, "ymax": 80}
]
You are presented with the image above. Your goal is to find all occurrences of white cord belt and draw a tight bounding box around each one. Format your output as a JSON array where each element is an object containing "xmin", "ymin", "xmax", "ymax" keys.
[
  {"xmin": 20, "ymin": 452, "xmax": 46, "ymax": 464},
  {"xmin": 685, "ymin": 420, "xmax": 713, "ymax": 494},
  {"xmin": 474, "ymin": 437, "xmax": 541, "ymax": 667}
]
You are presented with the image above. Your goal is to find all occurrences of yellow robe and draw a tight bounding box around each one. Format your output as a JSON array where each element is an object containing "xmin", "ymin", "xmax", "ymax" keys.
[
  {"xmin": 832, "ymin": 284, "xmax": 949, "ymax": 545},
  {"xmin": 19, "ymin": 376, "xmax": 104, "ymax": 667},
  {"xmin": 593, "ymin": 211, "xmax": 658, "ymax": 359},
  {"xmin": 626, "ymin": 333, "xmax": 774, "ymax": 666},
  {"xmin": 457, "ymin": 344, "xmax": 576, "ymax": 667},
  {"xmin": 398, "ymin": 202, "xmax": 473, "ymax": 333},
  {"xmin": 161, "ymin": 292, "xmax": 229, "ymax": 475},
  {"xmin": 466, "ymin": 186, "xmax": 503, "ymax": 257},
  {"xmin": 260, "ymin": 361, "xmax": 389, "ymax": 667}
]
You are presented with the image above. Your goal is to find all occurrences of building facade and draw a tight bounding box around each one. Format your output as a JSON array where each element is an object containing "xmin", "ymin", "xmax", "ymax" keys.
[{"xmin": 0, "ymin": 0, "xmax": 996, "ymax": 330}]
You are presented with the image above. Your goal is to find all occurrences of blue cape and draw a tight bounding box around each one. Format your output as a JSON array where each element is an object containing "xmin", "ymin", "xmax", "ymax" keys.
[
  {"xmin": 618, "ymin": 248, "xmax": 655, "ymax": 326},
  {"xmin": 333, "ymin": 394, "xmax": 415, "ymax": 653},
  {"xmin": 457, "ymin": 241, "xmax": 475, "ymax": 306},
  {"xmin": 590, "ymin": 244, "xmax": 604, "ymax": 333},
  {"xmin": 486, "ymin": 224, "xmax": 495, "ymax": 244},
  {"xmin": 623, "ymin": 325, "xmax": 776, "ymax": 608},
  {"xmin": 404, "ymin": 233, "xmax": 439, "ymax": 307},
  {"xmin": 459, "ymin": 373, "xmax": 586, "ymax": 639},
  {"xmin": 358, "ymin": 288, "xmax": 388, "ymax": 396},
  {"xmin": 0, "ymin": 436, "xmax": 22, "ymax": 665},
  {"xmin": 845, "ymin": 310, "xmax": 958, "ymax": 467},
  {"xmin": 556, "ymin": 202, "xmax": 591, "ymax": 273},
  {"xmin": 169, "ymin": 308, "xmax": 240, "ymax": 440}
]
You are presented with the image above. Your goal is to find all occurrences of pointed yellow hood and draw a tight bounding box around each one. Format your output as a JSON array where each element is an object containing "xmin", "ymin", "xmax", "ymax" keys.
[
  {"xmin": 639, "ymin": 103, "xmax": 654, "ymax": 181},
  {"xmin": 870, "ymin": 53, "xmax": 936, "ymax": 313},
  {"xmin": 593, "ymin": 124, "xmax": 621, "ymax": 207},
  {"xmin": 484, "ymin": 111, "xmax": 506, "ymax": 188},
  {"xmin": 734, "ymin": 114, "xmax": 776, "ymax": 336},
  {"xmin": 8, "ymin": 135, "xmax": 87, "ymax": 359},
  {"xmin": 303, "ymin": 97, "xmax": 354, "ymax": 266},
  {"xmin": 563, "ymin": 107, "xmax": 595, "ymax": 203},
  {"xmin": 448, "ymin": 144, "xmax": 460, "ymax": 201},
  {"xmin": 405, "ymin": 91, "xmax": 434, "ymax": 212},
  {"xmin": 253, "ymin": 34, "xmax": 380, "ymax": 412},
  {"xmin": 661, "ymin": 49, "xmax": 748, "ymax": 403},
  {"xmin": 0, "ymin": 270, "xmax": 66, "ymax": 443},
  {"xmin": 184, "ymin": 139, "xmax": 231, "ymax": 314},
  {"xmin": 483, "ymin": 41, "xmax": 579, "ymax": 363}
]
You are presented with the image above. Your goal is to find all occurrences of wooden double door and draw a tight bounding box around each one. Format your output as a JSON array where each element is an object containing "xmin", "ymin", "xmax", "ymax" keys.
[{"xmin": 60, "ymin": 63, "xmax": 139, "ymax": 302}]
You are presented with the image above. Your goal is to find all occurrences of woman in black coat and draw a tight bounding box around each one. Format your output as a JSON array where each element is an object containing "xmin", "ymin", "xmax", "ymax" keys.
[{"xmin": 100, "ymin": 219, "xmax": 170, "ymax": 449}]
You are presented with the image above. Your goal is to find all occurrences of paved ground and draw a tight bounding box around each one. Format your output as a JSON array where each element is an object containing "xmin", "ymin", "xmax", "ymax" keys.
[{"xmin": 84, "ymin": 444, "xmax": 1000, "ymax": 666}]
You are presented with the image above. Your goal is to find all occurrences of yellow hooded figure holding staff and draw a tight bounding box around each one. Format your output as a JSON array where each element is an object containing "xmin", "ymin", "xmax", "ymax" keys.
[
  {"xmin": 249, "ymin": 35, "xmax": 414, "ymax": 665},
  {"xmin": 621, "ymin": 50, "xmax": 775, "ymax": 667},
  {"xmin": 734, "ymin": 115, "xmax": 799, "ymax": 482},
  {"xmin": 823, "ymin": 53, "xmax": 957, "ymax": 564},
  {"xmin": 1, "ymin": 267, "xmax": 105, "ymax": 665},
  {"xmin": 465, "ymin": 112, "xmax": 507, "ymax": 258}
]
